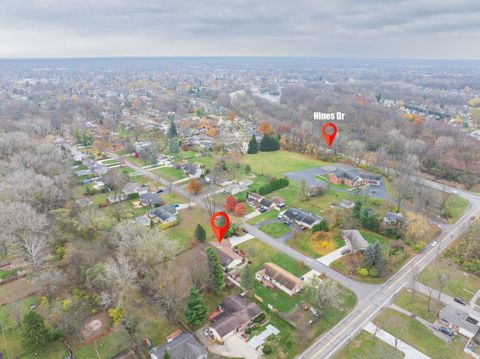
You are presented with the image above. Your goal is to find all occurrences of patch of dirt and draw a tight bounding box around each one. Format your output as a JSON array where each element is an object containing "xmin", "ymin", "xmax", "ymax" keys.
[
  {"xmin": 0, "ymin": 277, "xmax": 38, "ymax": 305},
  {"xmin": 80, "ymin": 312, "xmax": 110, "ymax": 341}
]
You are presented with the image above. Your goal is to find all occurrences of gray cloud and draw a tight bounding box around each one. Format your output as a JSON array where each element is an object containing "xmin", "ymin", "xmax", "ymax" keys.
[{"xmin": 0, "ymin": 0, "xmax": 479, "ymax": 58}]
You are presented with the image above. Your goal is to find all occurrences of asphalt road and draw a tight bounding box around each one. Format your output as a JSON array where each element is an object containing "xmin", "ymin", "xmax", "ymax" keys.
[{"xmin": 109, "ymin": 151, "xmax": 480, "ymax": 359}]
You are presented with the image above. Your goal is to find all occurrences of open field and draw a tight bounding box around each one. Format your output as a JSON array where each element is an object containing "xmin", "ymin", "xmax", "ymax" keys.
[
  {"xmin": 259, "ymin": 222, "xmax": 291, "ymax": 238},
  {"xmin": 0, "ymin": 295, "xmax": 37, "ymax": 330},
  {"xmin": 444, "ymin": 195, "xmax": 470, "ymax": 223},
  {"xmin": 287, "ymin": 230, "xmax": 344, "ymax": 258},
  {"xmin": 373, "ymin": 308, "xmax": 467, "ymax": 359},
  {"xmin": 334, "ymin": 330, "xmax": 404, "ymax": 359},
  {"xmin": 152, "ymin": 167, "xmax": 184, "ymax": 181},
  {"xmin": 74, "ymin": 328, "xmax": 130, "ymax": 359},
  {"xmin": 418, "ymin": 259, "xmax": 480, "ymax": 301},
  {"xmin": 244, "ymin": 151, "xmax": 328, "ymax": 177},
  {"xmin": 165, "ymin": 207, "xmax": 213, "ymax": 248},
  {"xmin": 0, "ymin": 277, "xmax": 38, "ymax": 305}
]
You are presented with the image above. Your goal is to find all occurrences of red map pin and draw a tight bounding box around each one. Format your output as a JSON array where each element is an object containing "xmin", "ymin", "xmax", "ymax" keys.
[
  {"xmin": 322, "ymin": 122, "xmax": 337, "ymax": 148},
  {"xmin": 210, "ymin": 211, "xmax": 230, "ymax": 244}
]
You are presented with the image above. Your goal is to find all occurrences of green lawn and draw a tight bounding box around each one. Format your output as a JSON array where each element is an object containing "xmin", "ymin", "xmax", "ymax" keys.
[
  {"xmin": 394, "ymin": 290, "xmax": 443, "ymax": 323},
  {"xmin": 0, "ymin": 296, "xmax": 37, "ymax": 330},
  {"xmin": 373, "ymin": 308, "xmax": 467, "ymax": 359},
  {"xmin": 74, "ymin": 328, "xmax": 130, "ymax": 359},
  {"xmin": 165, "ymin": 207, "xmax": 212, "ymax": 248},
  {"xmin": 287, "ymin": 230, "xmax": 344, "ymax": 258},
  {"xmin": 334, "ymin": 331, "xmax": 404, "ymax": 359},
  {"xmin": 444, "ymin": 195, "xmax": 469, "ymax": 223},
  {"xmin": 418, "ymin": 259, "xmax": 480, "ymax": 301},
  {"xmin": 247, "ymin": 210, "xmax": 280, "ymax": 225},
  {"xmin": 0, "ymin": 327, "xmax": 67, "ymax": 359},
  {"xmin": 152, "ymin": 167, "xmax": 185, "ymax": 182},
  {"xmin": 259, "ymin": 222, "xmax": 291, "ymax": 238},
  {"xmin": 175, "ymin": 150, "xmax": 197, "ymax": 160},
  {"xmin": 190, "ymin": 155, "xmax": 215, "ymax": 169},
  {"xmin": 101, "ymin": 159, "xmax": 119, "ymax": 166},
  {"xmin": 244, "ymin": 151, "xmax": 328, "ymax": 177}
]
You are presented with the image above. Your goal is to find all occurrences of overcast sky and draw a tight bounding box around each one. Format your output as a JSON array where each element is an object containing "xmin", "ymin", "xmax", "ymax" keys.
[{"xmin": 1, "ymin": 0, "xmax": 479, "ymax": 59}]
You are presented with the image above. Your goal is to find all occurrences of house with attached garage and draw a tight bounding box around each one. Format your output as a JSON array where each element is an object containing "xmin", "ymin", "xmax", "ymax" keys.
[
  {"xmin": 140, "ymin": 192, "xmax": 164, "ymax": 207},
  {"xmin": 209, "ymin": 239, "xmax": 244, "ymax": 270},
  {"xmin": 180, "ymin": 163, "xmax": 203, "ymax": 178},
  {"xmin": 247, "ymin": 192, "xmax": 275, "ymax": 211},
  {"xmin": 208, "ymin": 294, "xmax": 262, "ymax": 342},
  {"xmin": 148, "ymin": 205, "xmax": 177, "ymax": 224},
  {"xmin": 122, "ymin": 182, "xmax": 148, "ymax": 197},
  {"xmin": 256, "ymin": 262, "xmax": 304, "ymax": 296},
  {"xmin": 279, "ymin": 208, "xmax": 322, "ymax": 229},
  {"xmin": 341, "ymin": 230, "xmax": 369, "ymax": 253}
]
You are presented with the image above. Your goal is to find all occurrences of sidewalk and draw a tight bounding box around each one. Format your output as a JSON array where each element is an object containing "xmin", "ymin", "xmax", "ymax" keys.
[
  {"xmin": 317, "ymin": 246, "xmax": 348, "ymax": 266},
  {"xmin": 363, "ymin": 322, "xmax": 431, "ymax": 359}
]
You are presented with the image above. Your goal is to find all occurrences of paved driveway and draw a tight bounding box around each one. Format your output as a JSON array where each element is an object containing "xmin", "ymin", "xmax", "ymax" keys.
[
  {"xmin": 210, "ymin": 333, "xmax": 260, "ymax": 359},
  {"xmin": 317, "ymin": 246, "xmax": 349, "ymax": 266}
]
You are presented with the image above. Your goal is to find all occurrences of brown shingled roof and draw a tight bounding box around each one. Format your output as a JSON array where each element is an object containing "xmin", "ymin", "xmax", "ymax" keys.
[{"xmin": 263, "ymin": 262, "xmax": 303, "ymax": 291}]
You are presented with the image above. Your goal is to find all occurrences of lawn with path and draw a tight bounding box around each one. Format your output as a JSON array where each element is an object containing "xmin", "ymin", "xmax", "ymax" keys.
[
  {"xmin": 259, "ymin": 222, "xmax": 291, "ymax": 238},
  {"xmin": 334, "ymin": 330, "xmax": 404, "ymax": 359},
  {"xmin": 393, "ymin": 289, "xmax": 443, "ymax": 323},
  {"xmin": 373, "ymin": 308, "xmax": 467, "ymax": 359}
]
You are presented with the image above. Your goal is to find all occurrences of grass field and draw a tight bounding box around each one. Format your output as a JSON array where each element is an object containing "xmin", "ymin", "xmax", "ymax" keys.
[
  {"xmin": 444, "ymin": 195, "xmax": 469, "ymax": 223},
  {"xmin": 165, "ymin": 207, "xmax": 213, "ymax": 248},
  {"xmin": 247, "ymin": 209, "xmax": 280, "ymax": 225},
  {"xmin": 259, "ymin": 222, "xmax": 291, "ymax": 238},
  {"xmin": 394, "ymin": 290, "xmax": 443, "ymax": 323},
  {"xmin": 244, "ymin": 151, "xmax": 328, "ymax": 177},
  {"xmin": 175, "ymin": 150, "xmax": 196, "ymax": 160},
  {"xmin": 373, "ymin": 308, "xmax": 467, "ymax": 359},
  {"xmin": 0, "ymin": 296, "xmax": 37, "ymax": 330},
  {"xmin": 0, "ymin": 327, "xmax": 67, "ymax": 359},
  {"xmin": 74, "ymin": 328, "xmax": 130, "ymax": 359},
  {"xmin": 334, "ymin": 331, "xmax": 404, "ymax": 359},
  {"xmin": 418, "ymin": 259, "xmax": 480, "ymax": 301},
  {"xmin": 152, "ymin": 167, "xmax": 184, "ymax": 182},
  {"xmin": 287, "ymin": 230, "xmax": 344, "ymax": 258}
]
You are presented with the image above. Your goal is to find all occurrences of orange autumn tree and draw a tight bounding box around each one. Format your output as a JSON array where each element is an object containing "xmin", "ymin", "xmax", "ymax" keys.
[
  {"xmin": 258, "ymin": 122, "xmax": 273, "ymax": 135},
  {"xmin": 227, "ymin": 112, "xmax": 236, "ymax": 121},
  {"xmin": 233, "ymin": 203, "xmax": 247, "ymax": 217},
  {"xmin": 207, "ymin": 127, "xmax": 217, "ymax": 137},
  {"xmin": 186, "ymin": 179, "xmax": 202, "ymax": 195}
]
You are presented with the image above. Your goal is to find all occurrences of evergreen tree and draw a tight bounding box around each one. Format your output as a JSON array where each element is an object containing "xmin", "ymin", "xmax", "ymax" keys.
[
  {"xmin": 168, "ymin": 120, "xmax": 178, "ymax": 137},
  {"xmin": 22, "ymin": 311, "xmax": 51, "ymax": 352},
  {"xmin": 363, "ymin": 242, "xmax": 382, "ymax": 267},
  {"xmin": 247, "ymin": 135, "xmax": 258, "ymax": 154},
  {"xmin": 352, "ymin": 200, "xmax": 362, "ymax": 219},
  {"xmin": 168, "ymin": 138, "xmax": 180, "ymax": 154},
  {"xmin": 185, "ymin": 286, "xmax": 207, "ymax": 326},
  {"xmin": 259, "ymin": 134, "xmax": 280, "ymax": 152},
  {"xmin": 205, "ymin": 247, "xmax": 224, "ymax": 291},
  {"xmin": 312, "ymin": 220, "xmax": 329, "ymax": 232},
  {"xmin": 194, "ymin": 224, "xmax": 206, "ymax": 243},
  {"xmin": 240, "ymin": 265, "xmax": 254, "ymax": 291}
]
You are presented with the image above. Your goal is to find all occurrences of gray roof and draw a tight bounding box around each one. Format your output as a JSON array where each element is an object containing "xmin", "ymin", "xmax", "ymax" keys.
[
  {"xmin": 341, "ymin": 230, "xmax": 369, "ymax": 251},
  {"xmin": 140, "ymin": 192, "xmax": 162, "ymax": 205},
  {"xmin": 440, "ymin": 305, "xmax": 480, "ymax": 334},
  {"xmin": 283, "ymin": 208, "xmax": 322, "ymax": 226},
  {"xmin": 150, "ymin": 332, "xmax": 207, "ymax": 359},
  {"xmin": 149, "ymin": 207, "xmax": 176, "ymax": 221}
]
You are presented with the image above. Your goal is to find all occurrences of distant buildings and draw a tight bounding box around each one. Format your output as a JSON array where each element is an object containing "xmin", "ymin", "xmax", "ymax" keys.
[{"xmin": 328, "ymin": 169, "xmax": 381, "ymax": 187}]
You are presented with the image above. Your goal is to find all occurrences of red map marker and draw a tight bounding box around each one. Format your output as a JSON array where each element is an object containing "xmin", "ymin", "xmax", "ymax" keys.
[
  {"xmin": 322, "ymin": 122, "xmax": 337, "ymax": 148},
  {"xmin": 210, "ymin": 211, "xmax": 230, "ymax": 244}
]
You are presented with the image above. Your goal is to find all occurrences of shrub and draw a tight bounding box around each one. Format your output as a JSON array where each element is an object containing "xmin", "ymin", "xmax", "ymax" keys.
[
  {"xmin": 127, "ymin": 192, "xmax": 139, "ymax": 200},
  {"xmin": 159, "ymin": 221, "xmax": 178, "ymax": 230},
  {"xmin": 357, "ymin": 268, "xmax": 369, "ymax": 277},
  {"xmin": 258, "ymin": 178, "xmax": 289, "ymax": 195},
  {"xmin": 244, "ymin": 327, "xmax": 253, "ymax": 334},
  {"xmin": 312, "ymin": 220, "xmax": 329, "ymax": 232},
  {"xmin": 368, "ymin": 267, "xmax": 380, "ymax": 277},
  {"xmin": 262, "ymin": 344, "xmax": 273, "ymax": 354},
  {"xmin": 253, "ymin": 313, "xmax": 266, "ymax": 323},
  {"xmin": 108, "ymin": 307, "xmax": 124, "ymax": 325}
]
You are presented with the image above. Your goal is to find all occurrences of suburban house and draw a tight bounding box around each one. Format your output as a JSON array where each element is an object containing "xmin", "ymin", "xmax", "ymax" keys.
[
  {"xmin": 122, "ymin": 182, "xmax": 148, "ymax": 197},
  {"xmin": 148, "ymin": 205, "xmax": 177, "ymax": 224},
  {"xmin": 209, "ymin": 294, "xmax": 262, "ymax": 342},
  {"xmin": 328, "ymin": 168, "xmax": 381, "ymax": 187},
  {"xmin": 247, "ymin": 192, "xmax": 275, "ymax": 211},
  {"xmin": 272, "ymin": 197, "xmax": 286, "ymax": 209},
  {"xmin": 279, "ymin": 208, "xmax": 322, "ymax": 229},
  {"xmin": 439, "ymin": 305, "xmax": 480, "ymax": 339},
  {"xmin": 223, "ymin": 183, "xmax": 249, "ymax": 195},
  {"xmin": 255, "ymin": 262, "xmax": 304, "ymax": 296},
  {"xmin": 150, "ymin": 332, "xmax": 207, "ymax": 359},
  {"xmin": 180, "ymin": 163, "xmax": 203, "ymax": 178},
  {"xmin": 140, "ymin": 192, "xmax": 164, "ymax": 207},
  {"xmin": 209, "ymin": 240, "xmax": 244, "ymax": 270},
  {"xmin": 341, "ymin": 230, "xmax": 369, "ymax": 253},
  {"xmin": 384, "ymin": 212, "xmax": 404, "ymax": 225}
]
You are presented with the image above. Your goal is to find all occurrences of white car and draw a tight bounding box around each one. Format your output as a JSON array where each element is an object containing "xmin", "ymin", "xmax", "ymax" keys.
[{"xmin": 431, "ymin": 241, "xmax": 438, "ymax": 247}]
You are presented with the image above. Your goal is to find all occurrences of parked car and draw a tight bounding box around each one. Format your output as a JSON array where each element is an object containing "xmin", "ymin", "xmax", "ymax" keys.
[
  {"xmin": 242, "ymin": 226, "xmax": 249, "ymax": 233},
  {"xmin": 282, "ymin": 221, "xmax": 290, "ymax": 226},
  {"xmin": 431, "ymin": 241, "xmax": 438, "ymax": 247},
  {"xmin": 438, "ymin": 327, "xmax": 454, "ymax": 337},
  {"xmin": 259, "ymin": 208, "xmax": 267, "ymax": 213},
  {"xmin": 454, "ymin": 297, "xmax": 467, "ymax": 305},
  {"xmin": 340, "ymin": 248, "xmax": 352, "ymax": 255}
]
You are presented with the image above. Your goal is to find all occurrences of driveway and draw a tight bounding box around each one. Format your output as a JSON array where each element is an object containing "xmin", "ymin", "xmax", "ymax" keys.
[
  {"xmin": 317, "ymin": 246, "xmax": 349, "ymax": 266},
  {"xmin": 209, "ymin": 333, "xmax": 260, "ymax": 359}
]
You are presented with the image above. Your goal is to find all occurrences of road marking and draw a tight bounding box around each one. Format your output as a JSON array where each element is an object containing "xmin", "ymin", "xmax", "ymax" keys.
[{"xmin": 309, "ymin": 304, "xmax": 373, "ymax": 358}]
